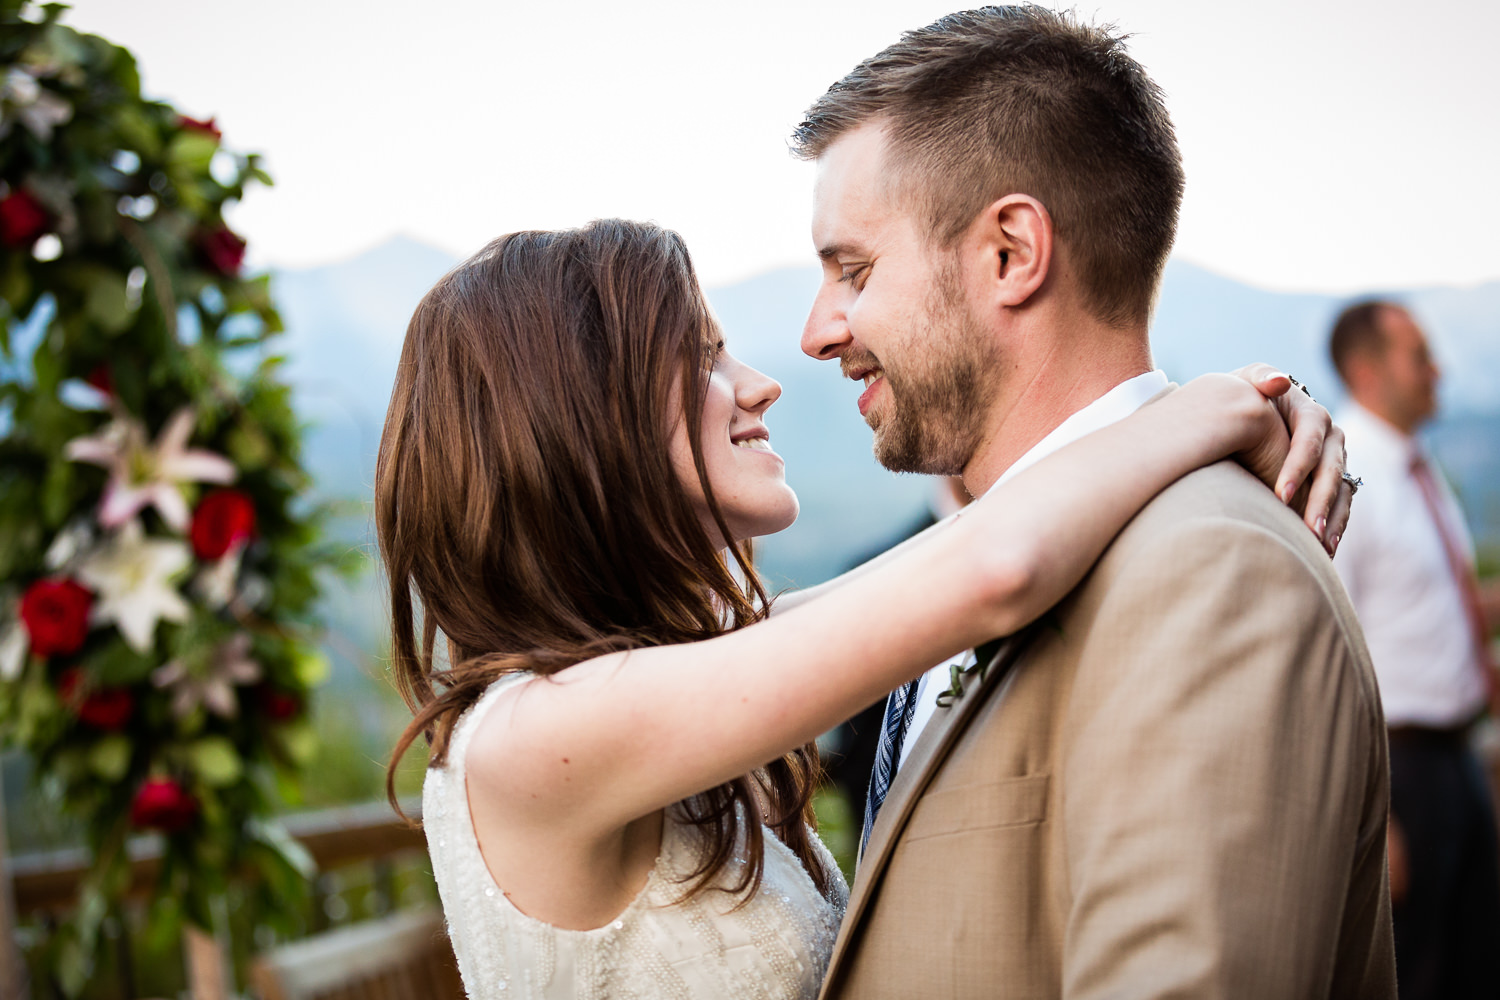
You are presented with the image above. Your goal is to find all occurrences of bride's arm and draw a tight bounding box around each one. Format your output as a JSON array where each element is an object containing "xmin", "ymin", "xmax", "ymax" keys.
[
  {"xmin": 769, "ymin": 365, "xmax": 1349, "ymax": 616},
  {"xmin": 469, "ymin": 370, "xmax": 1333, "ymax": 835}
]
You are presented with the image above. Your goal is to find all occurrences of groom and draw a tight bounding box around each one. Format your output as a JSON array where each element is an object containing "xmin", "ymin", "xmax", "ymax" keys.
[{"xmin": 794, "ymin": 8, "xmax": 1396, "ymax": 997}]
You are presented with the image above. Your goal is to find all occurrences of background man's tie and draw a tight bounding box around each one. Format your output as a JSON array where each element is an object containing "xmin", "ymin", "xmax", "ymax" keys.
[{"xmin": 1410, "ymin": 452, "xmax": 1500, "ymax": 697}]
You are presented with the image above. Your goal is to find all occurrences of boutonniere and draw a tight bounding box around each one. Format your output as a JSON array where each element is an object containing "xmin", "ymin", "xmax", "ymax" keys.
[
  {"xmin": 932, "ymin": 612, "xmax": 1065, "ymax": 708},
  {"xmin": 934, "ymin": 649, "xmax": 983, "ymax": 709}
]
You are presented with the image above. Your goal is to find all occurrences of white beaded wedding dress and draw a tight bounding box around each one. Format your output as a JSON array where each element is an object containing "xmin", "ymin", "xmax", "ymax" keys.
[{"xmin": 424, "ymin": 674, "xmax": 849, "ymax": 1000}]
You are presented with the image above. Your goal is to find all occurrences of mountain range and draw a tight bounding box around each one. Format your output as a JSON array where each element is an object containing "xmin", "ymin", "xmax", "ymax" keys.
[{"xmin": 274, "ymin": 236, "xmax": 1500, "ymax": 597}]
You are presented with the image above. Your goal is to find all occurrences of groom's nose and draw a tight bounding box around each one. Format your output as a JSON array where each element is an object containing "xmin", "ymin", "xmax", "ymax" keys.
[{"xmin": 801, "ymin": 289, "xmax": 852, "ymax": 361}]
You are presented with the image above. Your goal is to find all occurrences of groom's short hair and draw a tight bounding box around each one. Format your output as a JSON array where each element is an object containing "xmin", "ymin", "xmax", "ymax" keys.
[{"xmin": 791, "ymin": 5, "xmax": 1184, "ymax": 329}]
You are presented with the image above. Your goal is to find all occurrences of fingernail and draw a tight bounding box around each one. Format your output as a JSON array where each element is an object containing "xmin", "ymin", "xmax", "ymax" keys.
[
  {"xmin": 1270, "ymin": 371, "xmax": 1289, "ymax": 382},
  {"xmin": 1280, "ymin": 482, "xmax": 1296, "ymax": 503},
  {"xmin": 1330, "ymin": 533, "xmax": 1341, "ymax": 555},
  {"xmin": 1315, "ymin": 515, "xmax": 1327, "ymax": 537}
]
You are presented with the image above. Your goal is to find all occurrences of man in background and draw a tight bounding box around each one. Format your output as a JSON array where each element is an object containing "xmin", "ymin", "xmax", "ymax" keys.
[{"xmin": 1331, "ymin": 299, "xmax": 1500, "ymax": 999}]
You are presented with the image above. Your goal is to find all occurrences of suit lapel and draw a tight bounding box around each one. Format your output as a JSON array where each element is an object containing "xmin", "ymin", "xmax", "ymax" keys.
[{"xmin": 828, "ymin": 627, "xmax": 1041, "ymax": 969}]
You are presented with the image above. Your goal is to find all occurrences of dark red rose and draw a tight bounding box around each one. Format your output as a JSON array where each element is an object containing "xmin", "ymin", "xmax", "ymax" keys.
[
  {"xmin": 195, "ymin": 225, "xmax": 246, "ymax": 277},
  {"xmin": 190, "ymin": 489, "xmax": 256, "ymax": 560},
  {"xmin": 258, "ymin": 685, "xmax": 302, "ymax": 722},
  {"xmin": 56, "ymin": 667, "xmax": 135, "ymax": 730},
  {"xmin": 85, "ymin": 364, "xmax": 114, "ymax": 397},
  {"xmin": 19, "ymin": 578, "xmax": 92, "ymax": 657},
  {"xmin": 130, "ymin": 777, "xmax": 199, "ymax": 832},
  {"xmin": 0, "ymin": 190, "xmax": 50, "ymax": 248},
  {"xmin": 177, "ymin": 115, "xmax": 222, "ymax": 140}
]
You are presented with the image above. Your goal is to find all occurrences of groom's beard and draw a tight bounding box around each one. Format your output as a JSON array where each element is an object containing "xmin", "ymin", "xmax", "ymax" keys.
[{"xmin": 871, "ymin": 278, "xmax": 992, "ymax": 477}]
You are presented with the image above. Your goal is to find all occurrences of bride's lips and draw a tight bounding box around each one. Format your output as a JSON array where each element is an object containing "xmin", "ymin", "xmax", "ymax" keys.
[{"xmin": 730, "ymin": 426, "xmax": 780, "ymax": 458}]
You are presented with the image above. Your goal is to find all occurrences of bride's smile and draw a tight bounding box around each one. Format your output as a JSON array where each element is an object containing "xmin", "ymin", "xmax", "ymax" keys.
[{"xmin": 671, "ymin": 343, "xmax": 800, "ymax": 547}]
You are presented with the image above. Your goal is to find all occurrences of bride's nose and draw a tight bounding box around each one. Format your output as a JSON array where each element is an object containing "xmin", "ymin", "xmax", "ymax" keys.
[{"xmin": 735, "ymin": 363, "xmax": 782, "ymax": 414}]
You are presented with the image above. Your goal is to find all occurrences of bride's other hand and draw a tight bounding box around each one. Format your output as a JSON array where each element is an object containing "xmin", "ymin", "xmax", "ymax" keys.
[{"xmin": 1229, "ymin": 363, "xmax": 1352, "ymax": 555}]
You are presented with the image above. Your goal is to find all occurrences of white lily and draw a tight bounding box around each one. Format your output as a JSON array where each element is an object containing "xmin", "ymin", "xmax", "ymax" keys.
[
  {"xmin": 76, "ymin": 520, "xmax": 191, "ymax": 653},
  {"xmin": 43, "ymin": 519, "xmax": 94, "ymax": 571},
  {"xmin": 192, "ymin": 542, "xmax": 245, "ymax": 610},
  {"xmin": 153, "ymin": 632, "xmax": 261, "ymax": 719},
  {"xmin": 65, "ymin": 407, "xmax": 236, "ymax": 532},
  {"xmin": 0, "ymin": 621, "xmax": 27, "ymax": 682},
  {"xmin": 0, "ymin": 67, "xmax": 72, "ymax": 142}
]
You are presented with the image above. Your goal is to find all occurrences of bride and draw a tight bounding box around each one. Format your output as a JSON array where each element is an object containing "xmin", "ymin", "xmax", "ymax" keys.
[{"xmin": 376, "ymin": 219, "xmax": 1349, "ymax": 999}]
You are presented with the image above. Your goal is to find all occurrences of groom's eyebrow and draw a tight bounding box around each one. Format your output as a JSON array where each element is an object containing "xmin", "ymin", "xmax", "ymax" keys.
[{"xmin": 817, "ymin": 242, "xmax": 863, "ymax": 261}]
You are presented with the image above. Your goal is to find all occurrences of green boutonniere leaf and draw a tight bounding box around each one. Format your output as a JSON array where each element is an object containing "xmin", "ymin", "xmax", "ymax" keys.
[{"xmin": 934, "ymin": 650, "xmax": 991, "ymax": 709}]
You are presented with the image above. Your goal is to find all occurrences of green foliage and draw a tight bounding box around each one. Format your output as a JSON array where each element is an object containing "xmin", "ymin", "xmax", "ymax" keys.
[
  {"xmin": 0, "ymin": 2, "xmax": 341, "ymax": 991},
  {"xmin": 811, "ymin": 786, "xmax": 855, "ymax": 885}
]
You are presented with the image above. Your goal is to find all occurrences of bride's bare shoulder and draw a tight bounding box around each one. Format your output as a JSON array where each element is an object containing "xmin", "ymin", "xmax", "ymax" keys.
[
  {"xmin": 463, "ymin": 666, "xmax": 602, "ymax": 816},
  {"xmin": 463, "ymin": 672, "xmax": 540, "ymax": 780}
]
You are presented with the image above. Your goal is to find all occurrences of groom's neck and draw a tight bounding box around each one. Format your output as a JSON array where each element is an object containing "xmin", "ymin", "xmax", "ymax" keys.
[{"xmin": 961, "ymin": 323, "xmax": 1152, "ymax": 497}]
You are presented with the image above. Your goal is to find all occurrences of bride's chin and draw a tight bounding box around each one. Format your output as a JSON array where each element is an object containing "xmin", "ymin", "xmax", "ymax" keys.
[
  {"xmin": 764, "ymin": 490, "xmax": 800, "ymax": 537},
  {"xmin": 726, "ymin": 491, "xmax": 800, "ymax": 546}
]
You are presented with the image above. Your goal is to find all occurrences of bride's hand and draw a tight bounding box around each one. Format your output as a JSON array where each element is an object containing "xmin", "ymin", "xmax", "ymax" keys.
[{"xmin": 1229, "ymin": 363, "xmax": 1352, "ymax": 555}]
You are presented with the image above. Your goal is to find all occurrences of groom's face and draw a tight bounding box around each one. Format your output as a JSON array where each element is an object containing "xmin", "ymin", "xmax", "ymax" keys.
[{"xmin": 801, "ymin": 124, "xmax": 997, "ymax": 476}]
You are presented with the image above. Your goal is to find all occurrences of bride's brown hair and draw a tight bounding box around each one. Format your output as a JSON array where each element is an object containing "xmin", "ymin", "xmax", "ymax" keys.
[{"xmin": 377, "ymin": 219, "xmax": 832, "ymax": 900}]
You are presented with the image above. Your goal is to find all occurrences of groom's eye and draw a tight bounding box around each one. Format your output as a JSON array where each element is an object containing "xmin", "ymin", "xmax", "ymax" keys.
[{"xmin": 838, "ymin": 264, "xmax": 870, "ymax": 286}]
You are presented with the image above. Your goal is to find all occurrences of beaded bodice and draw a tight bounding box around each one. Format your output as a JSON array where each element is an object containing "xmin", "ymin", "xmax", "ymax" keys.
[{"xmin": 423, "ymin": 674, "xmax": 848, "ymax": 1000}]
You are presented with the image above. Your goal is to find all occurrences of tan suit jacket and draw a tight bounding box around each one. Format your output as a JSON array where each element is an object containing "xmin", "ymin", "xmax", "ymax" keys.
[{"xmin": 821, "ymin": 461, "xmax": 1396, "ymax": 998}]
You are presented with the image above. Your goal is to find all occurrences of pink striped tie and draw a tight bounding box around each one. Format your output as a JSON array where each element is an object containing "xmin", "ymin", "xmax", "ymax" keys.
[{"xmin": 1409, "ymin": 451, "xmax": 1498, "ymax": 700}]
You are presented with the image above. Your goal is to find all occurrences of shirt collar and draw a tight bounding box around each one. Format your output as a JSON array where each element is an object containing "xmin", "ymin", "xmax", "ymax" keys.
[
  {"xmin": 1338, "ymin": 400, "xmax": 1421, "ymax": 469},
  {"xmin": 986, "ymin": 369, "xmax": 1170, "ymax": 496}
]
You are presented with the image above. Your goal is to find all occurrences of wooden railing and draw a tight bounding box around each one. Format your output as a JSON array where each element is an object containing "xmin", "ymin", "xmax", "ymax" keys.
[
  {"xmin": 5, "ymin": 798, "xmax": 432, "ymax": 999},
  {"xmin": 11, "ymin": 799, "xmax": 425, "ymax": 918}
]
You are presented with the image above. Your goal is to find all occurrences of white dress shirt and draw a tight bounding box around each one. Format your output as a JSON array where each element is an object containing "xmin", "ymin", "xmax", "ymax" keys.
[
  {"xmin": 1333, "ymin": 403, "xmax": 1488, "ymax": 728},
  {"xmin": 899, "ymin": 369, "xmax": 1170, "ymax": 765}
]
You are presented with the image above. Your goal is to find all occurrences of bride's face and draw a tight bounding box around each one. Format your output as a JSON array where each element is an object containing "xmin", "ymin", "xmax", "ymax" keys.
[{"xmin": 670, "ymin": 342, "xmax": 799, "ymax": 546}]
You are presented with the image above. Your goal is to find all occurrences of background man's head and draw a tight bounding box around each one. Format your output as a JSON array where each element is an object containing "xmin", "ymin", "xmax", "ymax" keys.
[
  {"xmin": 1330, "ymin": 301, "xmax": 1440, "ymax": 435},
  {"xmin": 792, "ymin": 5, "xmax": 1185, "ymax": 331}
]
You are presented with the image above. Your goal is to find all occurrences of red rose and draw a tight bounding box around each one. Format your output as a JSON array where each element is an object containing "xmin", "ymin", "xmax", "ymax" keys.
[
  {"xmin": 177, "ymin": 115, "xmax": 222, "ymax": 140},
  {"xmin": 130, "ymin": 777, "xmax": 199, "ymax": 832},
  {"xmin": 190, "ymin": 489, "xmax": 256, "ymax": 560},
  {"xmin": 0, "ymin": 190, "xmax": 50, "ymax": 248},
  {"xmin": 56, "ymin": 667, "xmax": 135, "ymax": 730},
  {"xmin": 258, "ymin": 685, "xmax": 302, "ymax": 722},
  {"xmin": 195, "ymin": 225, "xmax": 246, "ymax": 277},
  {"xmin": 19, "ymin": 578, "xmax": 92, "ymax": 657},
  {"xmin": 85, "ymin": 364, "xmax": 114, "ymax": 397}
]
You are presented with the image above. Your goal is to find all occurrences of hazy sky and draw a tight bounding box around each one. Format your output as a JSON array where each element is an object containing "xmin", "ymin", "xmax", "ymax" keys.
[{"xmin": 59, "ymin": 1, "xmax": 1500, "ymax": 293}]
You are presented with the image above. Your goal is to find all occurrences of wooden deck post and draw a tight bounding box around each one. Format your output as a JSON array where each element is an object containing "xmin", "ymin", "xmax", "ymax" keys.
[
  {"xmin": 0, "ymin": 766, "xmax": 31, "ymax": 1000},
  {"xmin": 184, "ymin": 923, "xmax": 230, "ymax": 1000}
]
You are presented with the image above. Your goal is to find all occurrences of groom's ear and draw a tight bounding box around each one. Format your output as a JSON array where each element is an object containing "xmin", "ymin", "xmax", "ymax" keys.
[{"xmin": 971, "ymin": 194, "xmax": 1052, "ymax": 310}]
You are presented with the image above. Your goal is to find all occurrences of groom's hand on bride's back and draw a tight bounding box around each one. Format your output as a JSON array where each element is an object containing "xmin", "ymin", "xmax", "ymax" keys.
[{"xmin": 1232, "ymin": 363, "xmax": 1353, "ymax": 556}]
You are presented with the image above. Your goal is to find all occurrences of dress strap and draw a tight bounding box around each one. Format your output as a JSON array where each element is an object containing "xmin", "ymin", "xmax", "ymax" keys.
[{"xmin": 445, "ymin": 671, "xmax": 534, "ymax": 776}]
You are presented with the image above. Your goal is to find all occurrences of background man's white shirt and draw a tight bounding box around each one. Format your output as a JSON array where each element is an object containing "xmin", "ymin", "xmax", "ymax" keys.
[
  {"xmin": 899, "ymin": 369, "xmax": 1170, "ymax": 766},
  {"xmin": 1333, "ymin": 402, "xmax": 1488, "ymax": 727}
]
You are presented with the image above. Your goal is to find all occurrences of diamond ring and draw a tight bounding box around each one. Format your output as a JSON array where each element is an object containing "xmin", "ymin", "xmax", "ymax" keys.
[{"xmin": 1287, "ymin": 376, "xmax": 1316, "ymax": 403}]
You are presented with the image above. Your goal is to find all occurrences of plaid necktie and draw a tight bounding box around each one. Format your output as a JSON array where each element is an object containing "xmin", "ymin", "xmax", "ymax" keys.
[
  {"xmin": 860, "ymin": 677, "xmax": 921, "ymax": 857},
  {"xmin": 858, "ymin": 638, "xmax": 1010, "ymax": 858}
]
